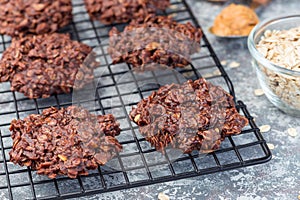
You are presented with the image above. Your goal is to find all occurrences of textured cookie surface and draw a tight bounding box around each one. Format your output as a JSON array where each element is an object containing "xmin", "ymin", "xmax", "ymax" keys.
[
  {"xmin": 130, "ymin": 78, "xmax": 248, "ymax": 153},
  {"xmin": 109, "ymin": 15, "xmax": 203, "ymax": 68},
  {"xmin": 9, "ymin": 106, "xmax": 122, "ymax": 179},
  {"xmin": 0, "ymin": 33, "xmax": 96, "ymax": 99},
  {"xmin": 0, "ymin": 0, "xmax": 72, "ymax": 36},
  {"xmin": 84, "ymin": 0, "xmax": 170, "ymax": 24}
]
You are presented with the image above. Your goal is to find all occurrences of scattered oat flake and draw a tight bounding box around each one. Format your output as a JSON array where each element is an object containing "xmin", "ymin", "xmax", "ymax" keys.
[
  {"xmin": 213, "ymin": 70, "xmax": 222, "ymax": 76},
  {"xmin": 260, "ymin": 125, "xmax": 271, "ymax": 133},
  {"xmin": 254, "ymin": 89, "xmax": 265, "ymax": 96},
  {"xmin": 267, "ymin": 143, "xmax": 275, "ymax": 150},
  {"xmin": 288, "ymin": 128, "xmax": 298, "ymax": 137},
  {"xmin": 158, "ymin": 192, "xmax": 170, "ymax": 200},
  {"xmin": 221, "ymin": 60, "xmax": 227, "ymax": 65},
  {"xmin": 203, "ymin": 73, "xmax": 213, "ymax": 78},
  {"xmin": 229, "ymin": 61, "xmax": 240, "ymax": 68}
]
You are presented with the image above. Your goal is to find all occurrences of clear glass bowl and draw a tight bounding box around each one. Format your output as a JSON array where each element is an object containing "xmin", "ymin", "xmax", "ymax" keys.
[{"xmin": 248, "ymin": 15, "xmax": 300, "ymax": 117}]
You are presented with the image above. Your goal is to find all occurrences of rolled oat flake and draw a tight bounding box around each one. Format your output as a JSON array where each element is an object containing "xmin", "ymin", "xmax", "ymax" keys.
[
  {"xmin": 260, "ymin": 125, "xmax": 271, "ymax": 133},
  {"xmin": 267, "ymin": 143, "xmax": 275, "ymax": 150},
  {"xmin": 158, "ymin": 193, "xmax": 170, "ymax": 200},
  {"xmin": 287, "ymin": 127, "xmax": 298, "ymax": 137}
]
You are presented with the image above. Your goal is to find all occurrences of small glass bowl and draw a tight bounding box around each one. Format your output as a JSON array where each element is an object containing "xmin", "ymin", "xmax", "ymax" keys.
[{"xmin": 248, "ymin": 15, "xmax": 300, "ymax": 117}]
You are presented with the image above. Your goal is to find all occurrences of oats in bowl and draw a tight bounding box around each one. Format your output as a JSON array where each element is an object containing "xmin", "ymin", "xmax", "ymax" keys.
[{"xmin": 248, "ymin": 15, "xmax": 300, "ymax": 116}]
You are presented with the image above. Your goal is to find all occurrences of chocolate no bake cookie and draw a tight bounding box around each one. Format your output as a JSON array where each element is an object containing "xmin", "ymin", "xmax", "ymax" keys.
[
  {"xmin": 0, "ymin": 0, "xmax": 72, "ymax": 36},
  {"xmin": 84, "ymin": 0, "xmax": 170, "ymax": 24},
  {"xmin": 0, "ymin": 33, "xmax": 97, "ymax": 99},
  {"xmin": 130, "ymin": 78, "xmax": 248, "ymax": 154},
  {"xmin": 108, "ymin": 15, "xmax": 203, "ymax": 68},
  {"xmin": 9, "ymin": 106, "xmax": 122, "ymax": 179}
]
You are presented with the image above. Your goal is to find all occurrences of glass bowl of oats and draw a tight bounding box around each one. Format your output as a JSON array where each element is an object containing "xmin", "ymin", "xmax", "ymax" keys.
[{"xmin": 248, "ymin": 15, "xmax": 300, "ymax": 117}]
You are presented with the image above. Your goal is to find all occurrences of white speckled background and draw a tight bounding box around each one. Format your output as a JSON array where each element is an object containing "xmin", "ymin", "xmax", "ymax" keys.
[{"xmin": 75, "ymin": 0, "xmax": 300, "ymax": 199}]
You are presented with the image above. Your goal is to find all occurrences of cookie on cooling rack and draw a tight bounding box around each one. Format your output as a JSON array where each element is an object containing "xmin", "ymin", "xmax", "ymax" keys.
[
  {"xmin": 108, "ymin": 15, "xmax": 203, "ymax": 68},
  {"xmin": 0, "ymin": 33, "xmax": 98, "ymax": 99},
  {"xmin": 0, "ymin": 0, "xmax": 72, "ymax": 37},
  {"xmin": 130, "ymin": 78, "xmax": 248, "ymax": 154},
  {"xmin": 9, "ymin": 106, "xmax": 122, "ymax": 179},
  {"xmin": 84, "ymin": 0, "xmax": 170, "ymax": 24}
]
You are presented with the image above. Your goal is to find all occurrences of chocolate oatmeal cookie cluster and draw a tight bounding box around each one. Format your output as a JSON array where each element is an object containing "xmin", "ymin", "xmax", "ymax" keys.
[
  {"xmin": 0, "ymin": 0, "xmax": 249, "ymax": 181},
  {"xmin": 9, "ymin": 106, "xmax": 122, "ymax": 179},
  {"xmin": 109, "ymin": 15, "xmax": 203, "ymax": 68},
  {"xmin": 0, "ymin": 33, "xmax": 97, "ymax": 99},
  {"xmin": 84, "ymin": 0, "xmax": 170, "ymax": 24},
  {"xmin": 0, "ymin": 0, "xmax": 72, "ymax": 36},
  {"xmin": 130, "ymin": 78, "xmax": 248, "ymax": 153}
]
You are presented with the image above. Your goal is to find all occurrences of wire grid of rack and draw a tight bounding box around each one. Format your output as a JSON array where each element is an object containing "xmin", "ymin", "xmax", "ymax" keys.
[{"xmin": 0, "ymin": 0, "xmax": 272, "ymax": 199}]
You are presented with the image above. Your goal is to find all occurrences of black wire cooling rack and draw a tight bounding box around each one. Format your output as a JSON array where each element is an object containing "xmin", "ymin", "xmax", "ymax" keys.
[{"xmin": 0, "ymin": 0, "xmax": 272, "ymax": 199}]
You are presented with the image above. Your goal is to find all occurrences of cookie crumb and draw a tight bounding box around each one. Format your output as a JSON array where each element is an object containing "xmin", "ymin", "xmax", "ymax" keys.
[
  {"xmin": 158, "ymin": 192, "xmax": 170, "ymax": 200},
  {"xmin": 254, "ymin": 89, "xmax": 265, "ymax": 96},
  {"xmin": 287, "ymin": 128, "xmax": 298, "ymax": 137},
  {"xmin": 229, "ymin": 61, "xmax": 240, "ymax": 68},
  {"xmin": 267, "ymin": 143, "xmax": 275, "ymax": 150},
  {"xmin": 260, "ymin": 125, "xmax": 271, "ymax": 133}
]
